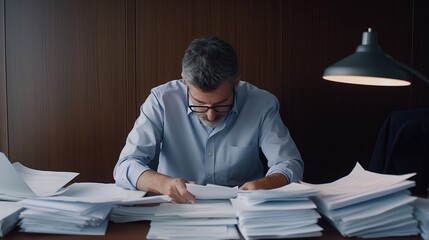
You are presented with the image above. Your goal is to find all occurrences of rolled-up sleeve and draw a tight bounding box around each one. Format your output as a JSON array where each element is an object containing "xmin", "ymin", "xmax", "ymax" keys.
[{"xmin": 113, "ymin": 92, "xmax": 164, "ymax": 189}]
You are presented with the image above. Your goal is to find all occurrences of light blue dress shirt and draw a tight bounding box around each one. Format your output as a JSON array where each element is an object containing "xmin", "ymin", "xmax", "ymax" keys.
[{"xmin": 114, "ymin": 80, "xmax": 303, "ymax": 189}]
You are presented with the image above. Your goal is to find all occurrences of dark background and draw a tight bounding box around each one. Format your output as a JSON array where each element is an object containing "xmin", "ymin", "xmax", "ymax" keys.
[{"xmin": 1, "ymin": 0, "xmax": 428, "ymax": 184}]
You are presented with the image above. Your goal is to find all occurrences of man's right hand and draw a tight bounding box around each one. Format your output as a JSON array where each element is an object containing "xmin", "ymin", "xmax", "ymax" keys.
[
  {"xmin": 162, "ymin": 178, "xmax": 196, "ymax": 203},
  {"xmin": 136, "ymin": 170, "xmax": 196, "ymax": 204}
]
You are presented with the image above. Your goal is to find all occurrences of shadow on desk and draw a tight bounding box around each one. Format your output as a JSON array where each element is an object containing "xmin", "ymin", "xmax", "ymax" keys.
[{"xmin": 4, "ymin": 218, "xmax": 423, "ymax": 240}]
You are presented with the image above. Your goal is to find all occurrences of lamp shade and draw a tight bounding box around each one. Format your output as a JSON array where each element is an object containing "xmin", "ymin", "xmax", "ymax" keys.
[{"xmin": 323, "ymin": 29, "xmax": 411, "ymax": 86}]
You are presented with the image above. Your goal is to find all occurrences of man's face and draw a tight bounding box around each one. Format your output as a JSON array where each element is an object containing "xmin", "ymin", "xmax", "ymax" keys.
[{"xmin": 187, "ymin": 81, "xmax": 235, "ymax": 128}]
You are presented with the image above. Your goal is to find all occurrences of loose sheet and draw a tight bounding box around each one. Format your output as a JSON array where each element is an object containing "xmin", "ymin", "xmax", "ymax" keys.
[
  {"xmin": 301, "ymin": 162, "xmax": 416, "ymax": 210},
  {"xmin": 301, "ymin": 162, "xmax": 415, "ymax": 196},
  {"xmin": 186, "ymin": 183, "xmax": 238, "ymax": 199},
  {"xmin": 0, "ymin": 152, "xmax": 78, "ymax": 200},
  {"xmin": 37, "ymin": 182, "xmax": 147, "ymax": 204}
]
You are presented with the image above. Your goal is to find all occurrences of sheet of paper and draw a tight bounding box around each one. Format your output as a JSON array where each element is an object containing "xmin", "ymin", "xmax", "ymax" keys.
[
  {"xmin": 237, "ymin": 182, "xmax": 318, "ymax": 205},
  {"xmin": 37, "ymin": 182, "xmax": 146, "ymax": 203},
  {"xmin": 13, "ymin": 162, "xmax": 79, "ymax": 197},
  {"xmin": 120, "ymin": 195, "xmax": 171, "ymax": 205},
  {"xmin": 37, "ymin": 182, "xmax": 171, "ymax": 205},
  {"xmin": 301, "ymin": 162, "xmax": 415, "ymax": 196},
  {"xmin": 0, "ymin": 152, "xmax": 79, "ymax": 198},
  {"xmin": 0, "ymin": 153, "xmax": 36, "ymax": 197},
  {"xmin": 186, "ymin": 183, "xmax": 238, "ymax": 199}
]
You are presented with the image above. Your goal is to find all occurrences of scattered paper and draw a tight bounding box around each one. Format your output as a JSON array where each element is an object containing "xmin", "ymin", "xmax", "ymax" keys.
[
  {"xmin": 301, "ymin": 162, "xmax": 415, "ymax": 196},
  {"xmin": 186, "ymin": 184, "xmax": 238, "ymax": 200},
  {"xmin": 301, "ymin": 162, "xmax": 419, "ymax": 238},
  {"xmin": 37, "ymin": 182, "xmax": 146, "ymax": 204},
  {"xmin": 0, "ymin": 152, "xmax": 78, "ymax": 199}
]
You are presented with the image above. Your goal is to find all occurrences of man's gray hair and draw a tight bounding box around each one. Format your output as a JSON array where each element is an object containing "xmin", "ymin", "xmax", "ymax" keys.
[{"xmin": 182, "ymin": 36, "xmax": 238, "ymax": 91}]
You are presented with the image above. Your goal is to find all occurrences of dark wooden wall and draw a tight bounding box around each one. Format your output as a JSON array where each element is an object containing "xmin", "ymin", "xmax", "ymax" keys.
[{"xmin": 1, "ymin": 0, "xmax": 428, "ymax": 184}]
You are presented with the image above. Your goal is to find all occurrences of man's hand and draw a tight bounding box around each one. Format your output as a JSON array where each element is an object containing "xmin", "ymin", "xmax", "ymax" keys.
[
  {"xmin": 162, "ymin": 178, "xmax": 196, "ymax": 204},
  {"xmin": 136, "ymin": 170, "xmax": 195, "ymax": 204},
  {"xmin": 239, "ymin": 173, "xmax": 288, "ymax": 190}
]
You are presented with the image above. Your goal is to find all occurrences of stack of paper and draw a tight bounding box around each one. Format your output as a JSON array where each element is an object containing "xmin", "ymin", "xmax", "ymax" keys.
[
  {"xmin": 18, "ymin": 198, "xmax": 112, "ymax": 235},
  {"xmin": 413, "ymin": 197, "xmax": 429, "ymax": 240},
  {"xmin": 302, "ymin": 162, "xmax": 419, "ymax": 238},
  {"xmin": 110, "ymin": 183, "xmax": 236, "ymax": 224},
  {"xmin": 0, "ymin": 152, "xmax": 78, "ymax": 201},
  {"xmin": 17, "ymin": 182, "xmax": 148, "ymax": 236},
  {"xmin": 0, "ymin": 201, "xmax": 24, "ymax": 237},
  {"xmin": 110, "ymin": 205, "xmax": 158, "ymax": 223},
  {"xmin": 147, "ymin": 200, "xmax": 240, "ymax": 239},
  {"xmin": 231, "ymin": 183, "xmax": 322, "ymax": 239}
]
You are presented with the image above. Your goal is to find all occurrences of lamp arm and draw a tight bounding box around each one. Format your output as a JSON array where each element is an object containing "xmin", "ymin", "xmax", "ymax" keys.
[{"xmin": 388, "ymin": 56, "xmax": 429, "ymax": 85}]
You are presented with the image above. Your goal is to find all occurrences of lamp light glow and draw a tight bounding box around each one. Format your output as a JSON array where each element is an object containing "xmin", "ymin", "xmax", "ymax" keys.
[
  {"xmin": 323, "ymin": 75, "xmax": 410, "ymax": 86},
  {"xmin": 323, "ymin": 28, "xmax": 429, "ymax": 86}
]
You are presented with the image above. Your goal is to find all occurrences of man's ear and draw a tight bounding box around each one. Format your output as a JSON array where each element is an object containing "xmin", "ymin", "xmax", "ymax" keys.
[
  {"xmin": 234, "ymin": 76, "xmax": 241, "ymax": 90},
  {"xmin": 181, "ymin": 73, "xmax": 187, "ymax": 86}
]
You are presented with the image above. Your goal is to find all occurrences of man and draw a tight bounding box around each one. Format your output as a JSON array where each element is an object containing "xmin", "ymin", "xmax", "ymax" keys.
[{"xmin": 114, "ymin": 36, "xmax": 303, "ymax": 203}]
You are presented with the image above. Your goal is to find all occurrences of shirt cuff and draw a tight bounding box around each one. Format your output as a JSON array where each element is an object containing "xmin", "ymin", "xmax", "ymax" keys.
[
  {"xmin": 128, "ymin": 162, "xmax": 151, "ymax": 189},
  {"xmin": 266, "ymin": 168, "xmax": 293, "ymax": 184}
]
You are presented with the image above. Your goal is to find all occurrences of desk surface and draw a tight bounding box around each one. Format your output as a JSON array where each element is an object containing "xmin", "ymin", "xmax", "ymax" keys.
[{"xmin": 4, "ymin": 218, "xmax": 423, "ymax": 240}]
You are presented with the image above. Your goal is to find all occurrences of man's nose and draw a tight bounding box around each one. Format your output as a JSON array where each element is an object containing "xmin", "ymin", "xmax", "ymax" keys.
[{"xmin": 206, "ymin": 108, "xmax": 217, "ymax": 121}]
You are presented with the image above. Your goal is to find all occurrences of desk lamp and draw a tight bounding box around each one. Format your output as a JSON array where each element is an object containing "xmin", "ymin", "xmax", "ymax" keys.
[{"xmin": 323, "ymin": 28, "xmax": 429, "ymax": 86}]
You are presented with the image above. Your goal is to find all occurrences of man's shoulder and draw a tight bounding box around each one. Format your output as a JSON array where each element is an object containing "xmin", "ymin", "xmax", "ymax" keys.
[
  {"xmin": 239, "ymin": 81, "xmax": 278, "ymax": 103},
  {"xmin": 152, "ymin": 79, "xmax": 185, "ymax": 94}
]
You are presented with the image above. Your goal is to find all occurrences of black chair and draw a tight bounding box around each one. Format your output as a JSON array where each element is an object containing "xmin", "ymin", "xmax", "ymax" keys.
[{"xmin": 369, "ymin": 108, "xmax": 429, "ymax": 195}]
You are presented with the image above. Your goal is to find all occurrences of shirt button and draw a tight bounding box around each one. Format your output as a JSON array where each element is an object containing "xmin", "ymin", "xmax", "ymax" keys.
[{"xmin": 208, "ymin": 152, "xmax": 212, "ymax": 156}]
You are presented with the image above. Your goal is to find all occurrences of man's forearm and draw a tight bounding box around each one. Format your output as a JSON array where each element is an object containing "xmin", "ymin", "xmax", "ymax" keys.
[
  {"xmin": 136, "ymin": 170, "xmax": 170, "ymax": 194},
  {"xmin": 136, "ymin": 170, "xmax": 196, "ymax": 203}
]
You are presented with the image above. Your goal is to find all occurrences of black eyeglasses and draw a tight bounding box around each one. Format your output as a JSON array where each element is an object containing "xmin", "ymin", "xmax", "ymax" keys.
[{"xmin": 187, "ymin": 87, "xmax": 235, "ymax": 113}]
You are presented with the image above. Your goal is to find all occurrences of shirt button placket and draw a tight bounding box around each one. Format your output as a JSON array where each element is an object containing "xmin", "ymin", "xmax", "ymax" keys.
[{"xmin": 205, "ymin": 137, "xmax": 215, "ymax": 183}]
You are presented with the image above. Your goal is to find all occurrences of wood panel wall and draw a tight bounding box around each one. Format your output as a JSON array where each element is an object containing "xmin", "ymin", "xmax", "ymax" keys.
[{"xmin": 1, "ymin": 0, "xmax": 428, "ymax": 184}]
